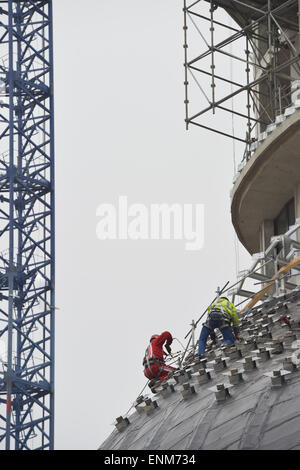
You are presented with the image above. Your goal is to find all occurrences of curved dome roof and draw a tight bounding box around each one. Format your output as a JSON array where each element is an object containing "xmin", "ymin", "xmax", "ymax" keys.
[{"xmin": 100, "ymin": 290, "xmax": 300, "ymax": 450}]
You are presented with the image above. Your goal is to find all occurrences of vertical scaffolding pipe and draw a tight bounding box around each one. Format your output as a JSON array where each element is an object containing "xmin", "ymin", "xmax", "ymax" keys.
[
  {"xmin": 273, "ymin": 5, "xmax": 280, "ymax": 118},
  {"xmin": 41, "ymin": 2, "xmax": 47, "ymax": 449},
  {"xmin": 6, "ymin": 0, "xmax": 15, "ymax": 451},
  {"xmin": 274, "ymin": 45, "xmax": 279, "ymax": 116},
  {"xmin": 278, "ymin": 86, "xmax": 282, "ymax": 115},
  {"xmin": 191, "ymin": 320, "xmax": 195, "ymax": 349},
  {"xmin": 281, "ymin": 236, "xmax": 289, "ymax": 294},
  {"xmin": 274, "ymin": 249, "xmax": 280, "ymax": 297},
  {"xmin": 210, "ymin": 0, "xmax": 216, "ymax": 113},
  {"xmin": 49, "ymin": 0, "xmax": 55, "ymax": 450},
  {"xmin": 246, "ymin": 36, "xmax": 251, "ymax": 157},
  {"xmin": 267, "ymin": 0, "xmax": 274, "ymax": 121},
  {"xmin": 268, "ymin": 0, "xmax": 272, "ymax": 52},
  {"xmin": 183, "ymin": 1, "xmax": 189, "ymax": 129},
  {"xmin": 15, "ymin": 0, "xmax": 23, "ymax": 449}
]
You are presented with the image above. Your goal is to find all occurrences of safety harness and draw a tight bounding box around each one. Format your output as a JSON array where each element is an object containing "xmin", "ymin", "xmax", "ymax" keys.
[
  {"xmin": 143, "ymin": 343, "xmax": 164, "ymax": 380},
  {"xmin": 205, "ymin": 300, "xmax": 232, "ymax": 330}
]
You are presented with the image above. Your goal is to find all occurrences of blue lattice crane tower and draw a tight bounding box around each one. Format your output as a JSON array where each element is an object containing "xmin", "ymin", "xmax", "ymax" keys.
[{"xmin": 0, "ymin": 1, "xmax": 55, "ymax": 450}]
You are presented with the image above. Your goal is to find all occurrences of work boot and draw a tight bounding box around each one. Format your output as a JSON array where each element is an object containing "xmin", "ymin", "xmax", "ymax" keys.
[{"xmin": 221, "ymin": 341, "xmax": 235, "ymax": 348}]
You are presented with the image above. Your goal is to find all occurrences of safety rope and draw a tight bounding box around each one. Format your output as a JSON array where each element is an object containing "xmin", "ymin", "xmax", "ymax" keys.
[{"xmin": 123, "ymin": 381, "xmax": 149, "ymax": 419}]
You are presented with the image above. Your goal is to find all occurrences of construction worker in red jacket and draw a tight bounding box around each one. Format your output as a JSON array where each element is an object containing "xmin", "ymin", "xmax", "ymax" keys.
[{"xmin": 143, "ymin": 331, "xmax": 176, "ymax": 384}]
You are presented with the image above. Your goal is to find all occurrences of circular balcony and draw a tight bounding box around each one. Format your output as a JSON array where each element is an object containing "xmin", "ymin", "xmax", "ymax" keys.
[{"xmin": 231, "ymin": 109, "xmax": 300, "ymax": 254}]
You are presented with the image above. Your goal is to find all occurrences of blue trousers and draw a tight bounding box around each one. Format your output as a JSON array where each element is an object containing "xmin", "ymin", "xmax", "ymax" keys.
[{"xmin": 198, "ymin": 319, "xmax": 235, "ymax": 356}]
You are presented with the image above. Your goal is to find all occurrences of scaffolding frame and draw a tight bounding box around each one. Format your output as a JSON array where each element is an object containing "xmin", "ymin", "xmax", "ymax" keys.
[
  {"xmin": 0, "ymin": 1, "xmax": 55, "ymax": 450},
  {"xmin": 183, "ymin": 0, "xmax": 300, "ymax": 160},
  {"xmin": 229, "ymin": 219, "xmax": 300, "ymax": 303},
  {"xmin": 182, "ymin": 218, "xmax": 300, "ymax": 358}
]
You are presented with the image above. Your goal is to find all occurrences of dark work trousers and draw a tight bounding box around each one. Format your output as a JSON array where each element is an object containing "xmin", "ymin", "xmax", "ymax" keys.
[{"xmin": 198, "ymin": 319, "xmax": 235, "ymax": 355}]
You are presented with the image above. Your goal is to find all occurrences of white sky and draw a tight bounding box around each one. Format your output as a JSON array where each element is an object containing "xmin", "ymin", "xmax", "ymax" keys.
[{"xmin": 53, "ymin": 0, "xmax": 252, "ymax": 449}]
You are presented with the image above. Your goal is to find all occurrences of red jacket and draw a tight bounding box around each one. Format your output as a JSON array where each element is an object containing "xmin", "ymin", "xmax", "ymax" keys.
[{"xmin": 144, "ymin": 331, "xmax": 173, "ymax": 364}]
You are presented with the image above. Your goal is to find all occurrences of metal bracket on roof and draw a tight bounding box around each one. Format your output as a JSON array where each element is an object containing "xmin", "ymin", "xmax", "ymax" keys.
[
  {"xmin": 265, "ymin": 340, "xmax": 284, "ymax": 355},
  {"xmin": 257, "ymin": 328, "xmax": 273, "ymax": 340},
  {"xmin": 227, "ymin": 347, "xmax": 242, "ymax": 361},
  {"xmin": 197, "ymin": 369, "xmax": 212, "ymax": 385},
  {"xmin": 210, "ymin": 357, "xmax": 228, "ymax": 373},
  {"xmin": 238, "ymin": 356, "xmax": 257, "ymax": 371},
  {"xmin": 160, "ymin": 383, "xmax": 175, "ymax": 398},
  {"xmin": 223, "ymin": 368, "xmax": 245, "ymax": 386},
  {"xmin": 264, "ymin": 370, "xmax": 291, "ymax": 388},
  {"xmin": 144, "ymin": 398, "xmax": 158, "ymax": 416},
  {"xmin": 115, "ymin": 416, "xmax": 130, "ymax": 433},
  {"xmin": 282, "ymin": 331, "xmax": 297, "ymax": 345},
  {"xmin": 209, "ymin": 383, "xmax": 233, "ymax": 402},
  {"xmin": 192, "ymin": 357, "xmax": 207, "ymax": 373},
  {"xmin": 291, "ymin": 340, "xmax": 300, "ymax": 365},
  {"xmin": 206, "ymin": 349, "xmax": 216, "ymax": 361},
  {"xmin": 174, "ymin": 370, "xmax": 192, "ymax": 385},
  {"xmin": 283, "ymin": 357, "xmax": 297, "ymax": 372},
  {"xmin": 134, "ymin": 395, "xmax": 144, "ymax": 405},
  {"xmin": 240, "ymin": 340, "xmax": 257, "ymax": 354},
  {"xmin": 253, "ymin": 347, "xmax": 272, "ymax": 362},
  {"xmin": 181, "ymin": 382, "xmax": 196, "ymax": 400}
]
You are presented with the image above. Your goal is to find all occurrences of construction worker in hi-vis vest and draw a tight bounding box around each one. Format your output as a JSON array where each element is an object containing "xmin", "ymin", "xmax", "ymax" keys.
[
  {"xmin": 143, "ymin": 331, "xmax": 176, "ymax": 387},
  {"xmin": 198, "ymin": 297, "xmax": 240, "ymax": 356}
]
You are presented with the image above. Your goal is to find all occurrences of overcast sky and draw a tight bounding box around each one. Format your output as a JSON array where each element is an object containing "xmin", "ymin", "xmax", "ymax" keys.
[{"xmin": 53, "ymin": 0, "xmax": 251, "ymax": 450}]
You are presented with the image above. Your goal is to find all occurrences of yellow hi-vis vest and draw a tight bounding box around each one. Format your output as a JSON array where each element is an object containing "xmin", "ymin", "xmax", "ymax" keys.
[{"xmin": 208, "ymin": 298, "xmax": 239, "ymax": 326}]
